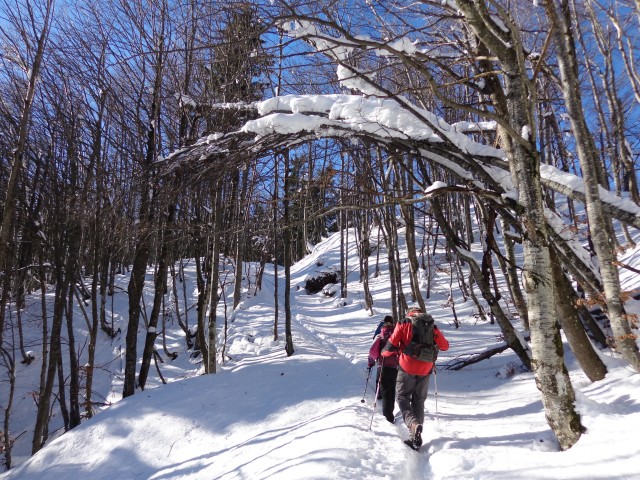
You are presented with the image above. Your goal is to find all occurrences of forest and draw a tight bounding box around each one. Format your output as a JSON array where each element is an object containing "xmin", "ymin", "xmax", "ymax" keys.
[{"xmin": 1, "ymin": 0, "xmax": 639, "ymax": 469}]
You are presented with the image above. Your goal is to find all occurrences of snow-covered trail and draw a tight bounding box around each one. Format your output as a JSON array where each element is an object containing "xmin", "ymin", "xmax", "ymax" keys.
[
  {"xmin": 233, "ymin": 268, "xmax": 418, "ymax": 479},
  {"xmin": 283, "ymin": 258, "xmax": 435, "ymax": 478}
]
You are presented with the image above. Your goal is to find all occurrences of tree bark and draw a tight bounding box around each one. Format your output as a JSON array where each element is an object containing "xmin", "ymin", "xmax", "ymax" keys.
[
  {"xmin": 1, "ymin": 346, "xmax": 16, "ymax": 469},
  {"xmin": 500, "ymin": 218, "xmax": 529, "ymax": 330},
  {"xmin": 550, "ymin": 251, "xmax": 607, "ymax": 382},
  {"xmin": 65, "ymin": 287, "xmax": 81, "ymax": 429},
  {"xmin": 195, "ymin": 252, "xmax": 209, "ymax": 364},
  {"xmin": 233, "ymin": 167, "xmax": 250, "ymax": 310},
  {"xmin": 283, "ymin": 150, "xmax": 295, "ymax": 356},
  {"xmin": 207, "ymin": 188, "xmax": 223, "ymax": 373},
  {"xmin": 401, "ymin": 164, "xmax": 426, "ymax": 311}
]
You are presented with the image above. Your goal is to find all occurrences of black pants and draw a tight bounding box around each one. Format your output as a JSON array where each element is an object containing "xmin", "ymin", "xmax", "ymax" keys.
[{"xmin": 378, "ymin": 366, "xmax": 398, "ymax": 422}]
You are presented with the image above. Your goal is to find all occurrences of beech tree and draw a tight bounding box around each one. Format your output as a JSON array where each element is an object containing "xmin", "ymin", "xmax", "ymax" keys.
[{"xmin": 543, "ymin": 0, "xmax": 640, "ymax": 372}]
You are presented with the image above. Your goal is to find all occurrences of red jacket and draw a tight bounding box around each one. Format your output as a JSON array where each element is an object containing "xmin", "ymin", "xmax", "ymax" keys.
[{"xmin": 382, "ymin": 321, "xmax": 449, "ymax": 375}]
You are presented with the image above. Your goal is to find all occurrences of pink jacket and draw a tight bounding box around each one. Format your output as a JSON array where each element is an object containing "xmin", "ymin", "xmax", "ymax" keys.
[{"xmin": 368, "ymin": 325, "xmax": 400, "ymax": 368}]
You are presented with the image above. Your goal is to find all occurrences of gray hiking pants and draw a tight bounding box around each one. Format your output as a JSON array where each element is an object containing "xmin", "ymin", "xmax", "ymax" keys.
[{"xmin": 396, "ymin": 367, "xmax": 430, "ymax": 428}]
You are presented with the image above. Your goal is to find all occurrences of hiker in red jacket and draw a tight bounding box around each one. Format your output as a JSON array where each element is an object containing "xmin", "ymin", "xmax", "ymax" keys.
[
  {"xmin": 382, "ymin": 307, "xmax": 449, "ymax": 450},
  {"xmin": 367, "ymin": 318, "xmax": 399, "ymax": 423}
]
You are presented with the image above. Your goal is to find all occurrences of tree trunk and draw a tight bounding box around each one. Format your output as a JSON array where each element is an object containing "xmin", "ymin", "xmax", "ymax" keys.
[
  {"xmin": 543, "ymin": 0, "xmax": 640, "ymax": 372},
  {"xmin": 207, "ymin": 188, "xmax": 223, "ymax": 373},
  {"xmin": 283, "ymin": 150, "xmax": 294, "ymax": 356},
  {"xmin": 123, "ymin": 217, "xmax": 152, "ymax": 397},
  {"xmin": 195, "ymin": 252, "xmax": 209, "ymax": 364},
  {"xmin": 550, "ymin": 251, "xmax": 607, "ymax": 382},
  {"xmin": 273, "ymin": 163, "xmax": 280, "ymax": 342},
  {"xmin": 353, "ymin": 200, "xmax": 373, "ymax": 313},
  {"xmin": 87, "ymin": 244, "xmax": 100, "ymax": 418},
  {"xmin": 457, "ymin": 0, "xmax": 584, "ymax": 449},
  {"xmin": 65, "ymin": 288, "xmax": 81, "ymax": 429},
  {"xmin": 501, "ymin": 218, "xmax": 529, "ymax": 330},
  {"xmin": 1, "ymin": 345, "xmax": 16, "ymax": 469},
  {"xmin": 401, "ymin": 191, "xmax": 426, "ymax": 311},
  {"xmin": 57, "ymin": 353, "xmax": 70, "ymax": 432},
  {"xmin": 339, "ymin": 162, "xmax": 348, "ymax": 299},
  {"xmin": 432, "ymin": 198, "xmax": 532, "ymax": 369},
  {"xmin": 32, "ymin": 260, "xmax": 67, "ymax": 454},
  {"xmin": 378, "ymin": 211, "xmax": 399, "ymax": 319},
  {"xmin": 139, "ymin": 208, "xmax": 173, "ymax": 388},
  {"xmin": 233, "ymin": 167, "xmax": 250, "ymax": 309},
  {"xmin": 123, "ymin": 15, "xmax": 166, "ymax": 395}
]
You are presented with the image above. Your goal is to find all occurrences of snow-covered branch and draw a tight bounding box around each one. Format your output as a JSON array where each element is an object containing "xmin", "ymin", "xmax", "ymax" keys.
[{"xmin": 160, "ymin": 93, "xmax": 640, "ymax": 233}]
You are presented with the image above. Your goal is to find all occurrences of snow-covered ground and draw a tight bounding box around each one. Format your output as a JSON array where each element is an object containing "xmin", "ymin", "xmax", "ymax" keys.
[{"xmin": 1, "ymin": 226, "xmax": 640, "ymax": 479}]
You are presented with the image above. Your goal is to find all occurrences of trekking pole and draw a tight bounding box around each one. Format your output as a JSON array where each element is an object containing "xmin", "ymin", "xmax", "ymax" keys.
[
  {"xmin": 361, "ymin": 367, "xmax": 373, "ymax": 403},
  {"xmin": 368, "ymin": 376, "xmax": 382, "ymax": 430},
  {"xmin": 433, "ymin": 364, "xmax": 439, "ymax": 426}
]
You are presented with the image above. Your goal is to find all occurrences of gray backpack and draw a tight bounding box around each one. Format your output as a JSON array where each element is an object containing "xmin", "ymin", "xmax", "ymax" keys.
[{"xmin": 402, "ymin": 312, "xmax": 438, "ymax": 363}]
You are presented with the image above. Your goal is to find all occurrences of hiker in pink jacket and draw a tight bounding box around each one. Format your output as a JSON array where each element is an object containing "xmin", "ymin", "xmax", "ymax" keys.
[{"xmin": 368, "ymin": 318, "xmax": 400, "ymax": 423}]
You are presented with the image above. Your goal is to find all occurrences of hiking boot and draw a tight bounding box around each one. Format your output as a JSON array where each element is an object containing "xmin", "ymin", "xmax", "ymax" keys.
[{"xmin": 410, "ymin": 422, "xmax": 423, "ymax": 449}]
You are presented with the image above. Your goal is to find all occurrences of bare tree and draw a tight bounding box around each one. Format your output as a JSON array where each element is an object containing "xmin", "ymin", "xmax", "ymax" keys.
[
  {"xmin": 0, "ymin": 0, "xmax": 55, "ymax": 342},
  {"xmin": 543, "ymin": 0, "xmax": 640, "ymax": 372},
  {"xmin": 114, "ymin": 0, "xmax": 169, "ymax": 397}
]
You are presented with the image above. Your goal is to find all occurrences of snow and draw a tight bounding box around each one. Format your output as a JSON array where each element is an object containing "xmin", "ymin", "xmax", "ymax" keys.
[
  {"xmin": 490, "ymin": 14, "xmax": 510, "ymax": 34},
  {"xmin": 425, "ymin": 181, "xmax": 448, "ymax": 194},
  {"xmin": 2, "ymin": 222, "xmax": 639, "ymax": 480},
  {"xmin": 376, "ymin": 37, "xmax": 418, "ymax": 57},
  {"xmin": 246, "ymin": 94, "xmax": 506, "ymax": 153},
  {"xmin": 256, "ymin": 94, "xmax": 344, "ymax": 116},
  {"xmin": 243, "ymin": 111, "xmax": 330, "ymax": 135},
  {"xmin": 450, "ymin": 120, "xmax": 497, "ymax": 132},
  {"xmin": 243, "ymin": 95, "xmax": 446, "ymax": 142},
  {"xmin": 175, "ymin": 93, "xmax": 196, "ymax": 108},
  {"xmin": 540, "ymin": 164, "xmax": 640, "ymax": 219},
  {"xmin": 281, "ymin": 19, "xmax": 355, "ymax": 63}
]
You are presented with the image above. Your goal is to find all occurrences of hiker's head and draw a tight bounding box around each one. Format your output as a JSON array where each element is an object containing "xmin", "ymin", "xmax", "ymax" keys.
[
  {"xmin": 383, "ymin": 315, "xmax": 393, "ymax": 326},
  {"xmin": 406, "ymin": 307, "xmax": 423, "ymax": 318}
]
